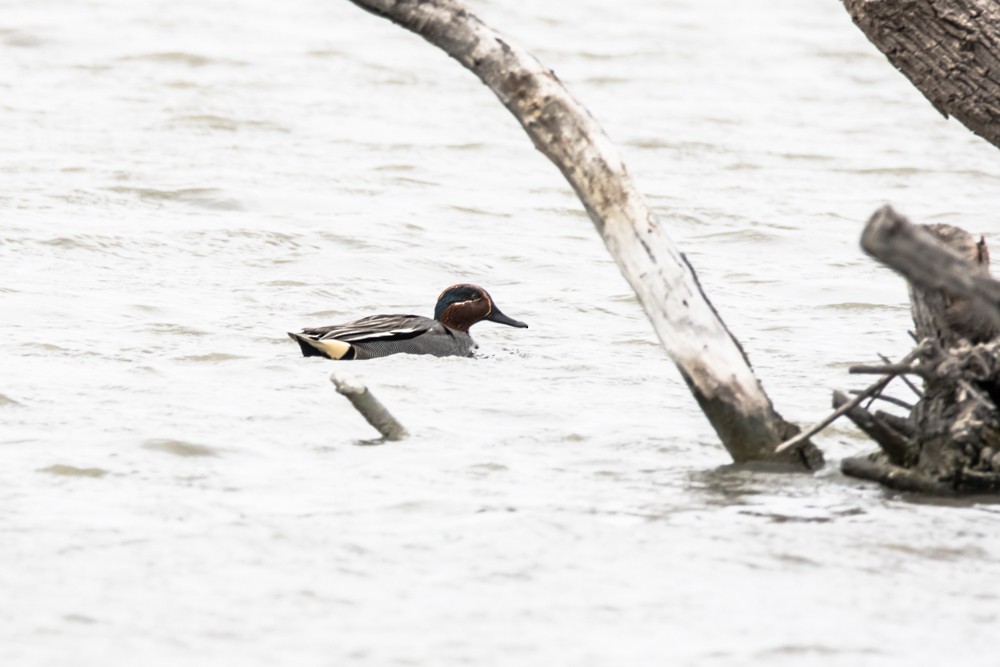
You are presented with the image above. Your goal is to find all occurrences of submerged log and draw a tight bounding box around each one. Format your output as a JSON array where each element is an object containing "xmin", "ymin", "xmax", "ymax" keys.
[
  {"xmin": 841, "ymin": 0, "xmax": 1000, "ymax": 150},
  {"xmin": 347, "ymin": 0, "xmax": 822, "ymax": 468},
  {"xmin": 842, "ymin": 206, "xmax": 1000, "ymax": 494}
]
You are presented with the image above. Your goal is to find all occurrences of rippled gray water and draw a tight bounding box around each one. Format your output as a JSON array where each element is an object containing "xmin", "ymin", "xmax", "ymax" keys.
[{"xmin": 3, "ymin": 0, "xmax": 1000, "ymax": 665}]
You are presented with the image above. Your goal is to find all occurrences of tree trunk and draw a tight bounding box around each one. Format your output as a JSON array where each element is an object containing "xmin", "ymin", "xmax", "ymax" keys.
[
  {"xmin": 345, "ymin": 0, "xmax": 822, "ymax": 468},
  {"xmin": 842, "ymin": 206, "xmax": 1000, "ymax": 494},
  {"xmin": 842, "ymin": 0, "xmax": 1000, "ymax": 150}
]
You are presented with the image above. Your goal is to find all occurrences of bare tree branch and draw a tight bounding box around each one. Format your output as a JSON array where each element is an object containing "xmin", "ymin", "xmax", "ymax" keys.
[
  {"xmin": 346, "ymin": 0, "xmax": 821, "ymax": 466},
  {"xmin": 842, "ymin": 0, "xmax": 1000, "ymax": 150}
]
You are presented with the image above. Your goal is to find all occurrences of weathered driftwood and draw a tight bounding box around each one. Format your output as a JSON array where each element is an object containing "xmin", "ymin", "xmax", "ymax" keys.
[
  {"xmin": 347, "ymin": 0, "xmax": 822, "ymax": 468},
  {"xmin": 842, "ymin": 0, "xmax": 1000, "ymax": 150},
  {"xmin": 862, "ymin": 205, "xmax": 1000, "ymax": 342},
  {"xmin": 842, "ymin": 206, "xmax": 1000, "ymax": 495},
  {"xmin": 330, "ymin": 371, "xmax": 408, "ymax": 441}
]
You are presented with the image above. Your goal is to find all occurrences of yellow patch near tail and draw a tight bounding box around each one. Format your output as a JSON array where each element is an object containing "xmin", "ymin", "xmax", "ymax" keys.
[
  {"xmin": 310, "ymin": 337, "xmax": 352, "ymax": 360},
  {"xmin": 289, "ymin": 332, "xmax": 353, "ymax": 360}
]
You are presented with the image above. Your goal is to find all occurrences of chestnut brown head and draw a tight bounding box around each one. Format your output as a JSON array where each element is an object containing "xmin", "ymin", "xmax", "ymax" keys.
[{"xmin": 433, "ymin": 284, "xmax": 528, "ymax": 333}]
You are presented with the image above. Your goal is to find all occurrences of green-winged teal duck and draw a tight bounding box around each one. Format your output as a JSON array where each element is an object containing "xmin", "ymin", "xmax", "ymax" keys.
[{"xmin": 288, "ymin": 284, "xmax": 528, "ymax": 360}]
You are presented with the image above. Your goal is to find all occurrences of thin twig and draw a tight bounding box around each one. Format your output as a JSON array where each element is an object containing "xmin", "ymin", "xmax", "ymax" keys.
[
  {"xmin": 862, "ymin": 352, "xmax": 891, "ymax": 410},
  {"xmin": 833, "ymin": 390, "xmax": 915, "ymax": 465},
  {"xmin": 850, "ymin": 363, "xmax": 930, "ymax": 378},
  {"xmin": 879, "ymin": 352, "xmax": 923, "ymax": 398},
  {"xmin": 851, "ymin": 389, "xmax": 914, "ymax": 410},
  {"xmin": 774, "ymin": 344, "xmax": 928, "ymax": 455},
  {"xmin": 774, "ymin": 375, "xmax": 897, "ymax": 454}
]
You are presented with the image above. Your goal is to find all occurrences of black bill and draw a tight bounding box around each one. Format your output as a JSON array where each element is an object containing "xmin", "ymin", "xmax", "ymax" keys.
[{"xmin": 487, "ymin": 307, "xmax": 528, "ymax": 328}]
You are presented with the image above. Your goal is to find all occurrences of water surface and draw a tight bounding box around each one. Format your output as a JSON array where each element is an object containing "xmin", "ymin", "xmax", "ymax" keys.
[{"xmin": 3, "ymin": 0, "xmax": 1000, "ymax": 665}]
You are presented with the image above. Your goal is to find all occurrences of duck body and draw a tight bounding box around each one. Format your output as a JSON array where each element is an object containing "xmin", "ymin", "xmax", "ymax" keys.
[
  {"xmin": 288, "ymin": 284, "xmax": 527, "ymax": 361},
  {"xmin": 289, "ymin": 314, "xmax": 477, "ymax": 360}
]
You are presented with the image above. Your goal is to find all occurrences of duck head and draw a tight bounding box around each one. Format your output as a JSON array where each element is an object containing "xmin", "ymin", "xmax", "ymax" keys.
[{"xmin": 433, "ymin": 284, "xmax": 529, "ymax": 333}]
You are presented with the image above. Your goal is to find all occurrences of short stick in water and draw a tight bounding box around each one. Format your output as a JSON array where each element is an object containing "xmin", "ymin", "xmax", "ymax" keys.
[{"xmin": 330, "ymin": 371, "xmax": 408, "ymax": 441}]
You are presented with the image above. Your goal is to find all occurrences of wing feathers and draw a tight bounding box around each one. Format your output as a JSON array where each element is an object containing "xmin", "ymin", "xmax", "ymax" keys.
[{"xmin": 300, "ymin": 314, "xmax": 435, "ymax": 344}]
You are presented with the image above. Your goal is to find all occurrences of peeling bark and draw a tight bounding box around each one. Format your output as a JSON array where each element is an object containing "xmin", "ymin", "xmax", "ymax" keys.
[
  {"xmin": 842, "ymin": 0, "xmax": 1000, "ymax": 150},
  {"xmin": 346, "ymin": 0, "xmax": 822, "ymax": 467}
]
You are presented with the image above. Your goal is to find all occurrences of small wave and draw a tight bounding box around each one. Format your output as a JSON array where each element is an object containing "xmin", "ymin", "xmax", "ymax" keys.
[
  {"xmin": 165, "ymin": 80, "xmax": 200, "ymax": 90},
  {"xmin": 175, "ymin": 353, "xmax": 247, "ymax": 363},
  {"xmin": 833, "ymin": 165, "xmax": 927, "ymax": 177},
  {"xmin": 820, "ymin": 302, "xmax": 892, "ymax": 312},
  {"xmin": 626, "ymin": 138, "xmax": 716, "ymax": 151},
  {"xmin": 37, "ymin": 235, "xmax": 158, "ymax": 252},
  {"xmin": 118, "ymin": 51, "xmax": 246, "ymax": 68},
  {"xmin": 266, "ymin": 280, "xmax": 310, "ymax": 287},
  {"xmin": 39, "ymin": 464, "xmax": 109, "ymax": 478},
  {"xmin": 467, "ymin": 462, "xmax": 509, "ymax": 476},
  {"xmin": 447, "ymin": 205, "xmax": 511, "ymax": 218},
  {"xmin": 304, "ymin": 309, "xmax": 346, "ymax": 319},
  {"xmin": 573, "ymin": 50, "xmax": 658, "ymax": 61},
  {"xmin": 171, "ymin": 114, "xmax": 239, "ymax": 132},
  {"xmin": 106, "ymin": 186, "xmax": 243, "ymax": 211},
  {"xmin": 390, "ymin": 175, "xmax": 438, "ymax": 187},
  {"xmin": 583, "ymin": 76, "xmax": 630, "ymax": 85},
  {"xmin": 20, "ymin": 342, "xmax": 68, "ymax": 353},
  {"xmin": 374, "ymin": 164, "xmax": 416, "ymax": 173},
  {"xmin": 692, "ymin": 228, "xmax": 777, "ymax": 242},
  {"xmin": 447, "ymin": 143, "xmax": 487, "ymax": 151},
  {"xmin": 146, "ymin": 323, "xmax": 210, "ymax": 337},
  {"xmin": 143, "ymin": 439, "xmax": 220, "ymax": 457},
  {"xmin": 307, "ymin": 48, "xmax": 348, "ymax": 59},
  {"xmin": 1, "ymin": 29, "xmax": 43, "ymax": 48},
  {"xmin": 771, "ymin": 151, "xmax": 834, "ymax": 162},
  {"xmin": 168, "ymin": 114, "xmax": 289, "ymax": 134}
]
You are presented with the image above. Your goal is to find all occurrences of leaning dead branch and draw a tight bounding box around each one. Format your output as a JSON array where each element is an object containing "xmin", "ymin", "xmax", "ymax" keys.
[{"xmin": 346, "ymin": 0, "xmax": 821, "ymax": 467}]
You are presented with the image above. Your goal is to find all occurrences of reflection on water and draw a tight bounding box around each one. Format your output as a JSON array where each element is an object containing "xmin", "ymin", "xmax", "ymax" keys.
[{"xmin": 3, "ymin": 0, "xmax": 1000, "ymax": 664}]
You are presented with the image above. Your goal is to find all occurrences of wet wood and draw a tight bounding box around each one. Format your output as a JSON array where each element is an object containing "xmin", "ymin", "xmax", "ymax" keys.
[
  {"xmin": 841, "ymin": 454, "xmax": 955, "ymax": 495},
  {"xmin": 833, "ymin": 391, "xmax": 915, "ymax": 466},
  {"xmin": 330, "ymin": 371, "xmax": 408, "ymax": 441},
  {"xmin": 774, "ymin": 376, "xmax": 893, "ymax": 456},
  {"xmin": 842, "ymin": 0, "xmax": 1000, "ymax": 150},
  {"xmin": 861, "ymin": 205, "xmax": 1000, "ymax": 342},
  {"xmin": 775, "ymin": 346, "xmax": 923, "ymax": 455},
  {"xmin": 346, "ymin": 0, "xmax": 822, "ymax": 468},
  {"xmin": 841, "ymin": 206, "xmax": 1000, "ymax": 494}
]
